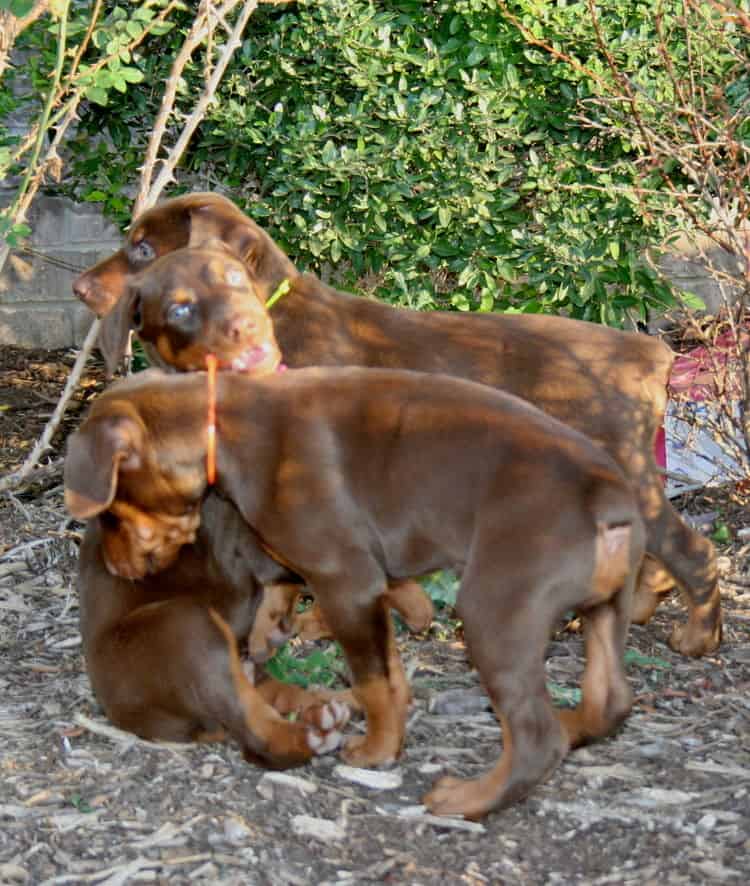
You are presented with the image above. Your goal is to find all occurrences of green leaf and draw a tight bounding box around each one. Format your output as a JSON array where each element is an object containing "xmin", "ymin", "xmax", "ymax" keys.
[
  {"xmin": 321, "ymin": 140, "xmax": 337, "ymax": 164},
  {"xmin": 623, "ymin": 649, "xmax": 671, "ymax": 670},
  {"xmin": 126, "ymin": 20, "xmax": 144, "ymax": 39},
  {"xmin": 679, "ymin": 290, "xmax": 706, "ymax": 311},
  {"xmin": 711, "ymin": 523, "xmax": 731, "ymax": 544},
  {"xmin": 466, "ymin": 45, "xmax": 486, "ymax": 66},
  {"xmin": 120, "ymin": 67, "xmax": 145, "ymax": 84},
  {"xmin": 84, "ymin": 86, "xmax": 109, "ymax": 106},
  {"xmin": 5, "ymin": 0, "xmax": 35, "ymax": 16},
  {"xmin": 438, "ymin": 206, "xmax": 452, "ymax": 227}
]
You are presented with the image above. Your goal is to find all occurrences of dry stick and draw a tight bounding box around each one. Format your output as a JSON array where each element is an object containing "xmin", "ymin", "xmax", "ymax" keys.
[
  {"xmin": 66, "ymin": 0, "xmax": 103, "ymax": 87},
  {"xmin": 136, "ymin": 0, "xmax": 257, "ymax": 213},
  {"xmin": 135, "ymin": 0, "xmax": 222, "ymax": 213}
]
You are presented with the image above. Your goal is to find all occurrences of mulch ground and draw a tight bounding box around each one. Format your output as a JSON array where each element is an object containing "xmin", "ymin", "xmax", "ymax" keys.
[{"xmin": 0, "ymin": 345, "xmax": 748, "ymax": 886}]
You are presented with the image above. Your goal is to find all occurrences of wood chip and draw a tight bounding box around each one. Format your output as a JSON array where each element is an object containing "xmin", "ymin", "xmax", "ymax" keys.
[
  {"xmin": 334, "ymin": 765, "xmax": 403, "ymax": 790},
  {"xmin": 290, "ymin": 814, "xmax": 346, "ymax": 843}
]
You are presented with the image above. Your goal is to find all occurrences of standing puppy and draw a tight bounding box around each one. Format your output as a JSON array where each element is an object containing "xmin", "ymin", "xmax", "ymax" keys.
[{"xmin": 65, "ymin": 367, "xmax": 645, "ymax": 820}]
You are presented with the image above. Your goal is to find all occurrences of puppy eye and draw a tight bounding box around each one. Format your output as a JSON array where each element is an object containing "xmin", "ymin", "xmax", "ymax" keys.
[
  {"xmin": 167, "ymin": 301, "xmax": 198, "ymax": 328},
  {"xmin": 132, "ymin": 240, "xmax": 155, "ymax": 263},
  {"xmin": 131, "ymin": 295, "xmax": 144, "ymax": 331},
  {"xmin": 225, "ymin": 267, "xmax": 244, "ymax": 287}
]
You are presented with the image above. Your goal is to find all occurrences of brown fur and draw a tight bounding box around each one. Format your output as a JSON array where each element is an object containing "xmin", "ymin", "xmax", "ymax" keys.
[
  {"xmin": 76, "ymin": 493, "xmax": 349, "ymax": 769},
  {"xmin": 72, "ymin": 192, "xmax": 722, "ymax": 656},
  {"xmin": 66, "ymin": 366, "xmax": 646, "ymax": 818}
]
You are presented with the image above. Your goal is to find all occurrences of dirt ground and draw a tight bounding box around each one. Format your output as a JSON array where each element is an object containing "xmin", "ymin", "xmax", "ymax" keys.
[{"xmin": 1, "ymin": 346, "xmax": 748, "ymax": 886}]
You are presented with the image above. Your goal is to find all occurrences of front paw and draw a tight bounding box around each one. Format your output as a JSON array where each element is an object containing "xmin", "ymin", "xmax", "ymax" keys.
[
  {"xmin": 303, "ymin": 699, "xmax": 350, "ymax": 755},
  {"xmin": 669, "ymin": 620, "xmax": 722, "ymax": 657},
  {"xmin": 424, "ymin": 775, "xmax": 488, "ymax": 820},
  {"xmin": 341, "ymin": 733, "xmax": 399, "ymax": 768}
]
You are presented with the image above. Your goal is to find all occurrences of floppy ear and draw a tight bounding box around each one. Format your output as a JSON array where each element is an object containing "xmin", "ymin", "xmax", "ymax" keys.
[
  {"xmin": 97, "ymin": 289, "xmax": 137, "ymax": 378},
  {"xmin": 64, "ymin": 411, "xmax": 144, "ymax": 519},
  {"xmin": 188, "ymin": 205, "xmax": 297, "ymax": 299}
]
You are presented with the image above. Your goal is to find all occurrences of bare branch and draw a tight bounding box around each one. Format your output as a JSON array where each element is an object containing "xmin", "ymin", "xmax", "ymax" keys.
[{"xmin": 136, "ymin": 0, "xmax": 258, "ymax": 214}]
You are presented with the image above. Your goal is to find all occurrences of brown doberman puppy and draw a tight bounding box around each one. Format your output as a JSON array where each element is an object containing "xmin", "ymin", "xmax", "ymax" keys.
[
  {"xmin": 79, "ymin": 492, "xmax": 350, "ymax": 768},
  {"xmin": 72, "ymin": 192, "xmax": 721, "ymax": 657},
  {"xmin": 65, "ymin": 366, "xmax": 646, "ymax": 819}
]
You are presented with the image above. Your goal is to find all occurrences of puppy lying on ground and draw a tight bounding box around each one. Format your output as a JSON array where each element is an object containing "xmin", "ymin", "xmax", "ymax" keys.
[
  {"xmin": 72, "ymin": 192, "xmax": 721, "ymax": 658},
  {"xmin": 65, "ymin": 366, "xmax": 645, "ymax": 819},
  {"xmin": 78, "ymin": 497, "xmax": 350, "ymax": 769}
]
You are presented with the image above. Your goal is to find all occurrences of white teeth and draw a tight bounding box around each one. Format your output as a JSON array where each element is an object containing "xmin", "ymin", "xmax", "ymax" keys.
[
  {"xmin": 230, "ymin": 344, "xmax": 270, "ymax": 372},
  {"xmin": 137, "ymin": 526, "xmax": 154, "ymax": 541}
]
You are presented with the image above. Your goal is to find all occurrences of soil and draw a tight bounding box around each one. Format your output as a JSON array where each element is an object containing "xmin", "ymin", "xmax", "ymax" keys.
[{"xmin": 1, "ymin": 345, "xmax": 748, "ymax": 886}]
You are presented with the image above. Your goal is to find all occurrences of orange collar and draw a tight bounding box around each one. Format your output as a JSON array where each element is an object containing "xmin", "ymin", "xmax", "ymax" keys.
[
  {"xmin": 204, "ymin": 354, "xmax": 288, "ymax": 486},
  {"xmin": 206, "ymin": 354, "xmax": 218, "ymax": 485}
]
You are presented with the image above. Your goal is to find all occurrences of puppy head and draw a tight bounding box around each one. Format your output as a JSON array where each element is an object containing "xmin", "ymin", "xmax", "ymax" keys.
[
  {"xmin": 127, "ymin": 245, "xmax": 283, "ymax": 375},
  {"xmin": 64, "ymin": 384, "xmax": 203, "ymax": 579},
  {"xmin": 248, "ymin": 583, "xmax": 301, "ymax": 663},
  {"xmin": 73, "ymin": 192, "xmax": 297, "ymax": 373},
  {"xmin": 73, "ymin": 192, "xmax": 295, "ymax": 315}
]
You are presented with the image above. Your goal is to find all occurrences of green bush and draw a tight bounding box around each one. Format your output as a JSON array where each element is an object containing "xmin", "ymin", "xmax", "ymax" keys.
[
  {"xmin": 16, "ymin": 0, "xmax": 747, "ymax": 323},
  {"xmin": 189, "ymin": 0, "xmax": 680, "ymax": 321}
]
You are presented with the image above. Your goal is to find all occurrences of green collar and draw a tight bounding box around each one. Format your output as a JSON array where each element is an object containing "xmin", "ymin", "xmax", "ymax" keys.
[{"xmin": 266, "ymin": 278, "xmax": 291, "ymax": 310}]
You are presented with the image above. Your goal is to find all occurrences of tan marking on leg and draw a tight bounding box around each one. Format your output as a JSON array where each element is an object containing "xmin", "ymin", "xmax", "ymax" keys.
[
  {"xmin": 248, "ymin": 583, "xmax": 299, "ymax": 660},
  {"xmin": 384, "ymin": 579, "xmax": 434, "ymax": 633},
  {"xmin": 256, "ymin": 677, "xmax": 358, "ymax": 715},
  {"xmin": 208, "ymin": 608, "xmax": 312, "ymax": 762},
  {"xmin": 631, "ymin": 557, "xmax": 674, "ymax": 624},
  {"xmin": 589, "ymin": 523, "xmax": 631, "ymax": 605},
  {"xmin": 344, "ymin": 599, "xmax": 408, "ymax": 766},
  {"xmin": 559, "ymin": 605, "xmax": 632, "ymax": 748}
]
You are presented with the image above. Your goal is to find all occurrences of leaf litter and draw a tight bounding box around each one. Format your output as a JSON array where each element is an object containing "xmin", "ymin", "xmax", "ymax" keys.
[{"xmin": 0, "ymin": 347, "xmax": 748, "ymax": 884}]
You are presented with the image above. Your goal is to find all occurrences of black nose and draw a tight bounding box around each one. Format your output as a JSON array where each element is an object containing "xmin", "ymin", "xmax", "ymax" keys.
[{"xmin": 225, "ymin": 314, "xmax": 257, "ymax": 343}]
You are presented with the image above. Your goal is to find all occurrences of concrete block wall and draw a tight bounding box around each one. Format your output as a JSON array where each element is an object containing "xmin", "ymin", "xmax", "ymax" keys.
[
  {"xmin": 0, "ymin": 195, "xmax": 122, "ymax": 349},
  {"xmin": 0, "ymin": 193, "xmax": 743, "ymax": 350}
]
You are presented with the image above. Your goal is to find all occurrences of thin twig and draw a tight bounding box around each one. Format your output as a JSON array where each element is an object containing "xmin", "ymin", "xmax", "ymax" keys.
[{"xmin": 138, "ymin": 0, "xmax": 259, "ymax": 212}]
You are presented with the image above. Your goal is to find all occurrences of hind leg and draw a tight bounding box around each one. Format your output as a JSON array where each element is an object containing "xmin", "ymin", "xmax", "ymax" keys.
[
  {"xmin": 631, "ymin": 557, "xmax": 674, "ymax": 624},
  {"xmin": 558, "ymin": 590, "xmax": 633, "ymax": 749},
  {"xmin": 424, "ymin": 580, "xmax": 568, "ymax": 820},
  {"xmin": 638, "ymin": 476, "xmax": 722, "ymax": 656}
]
